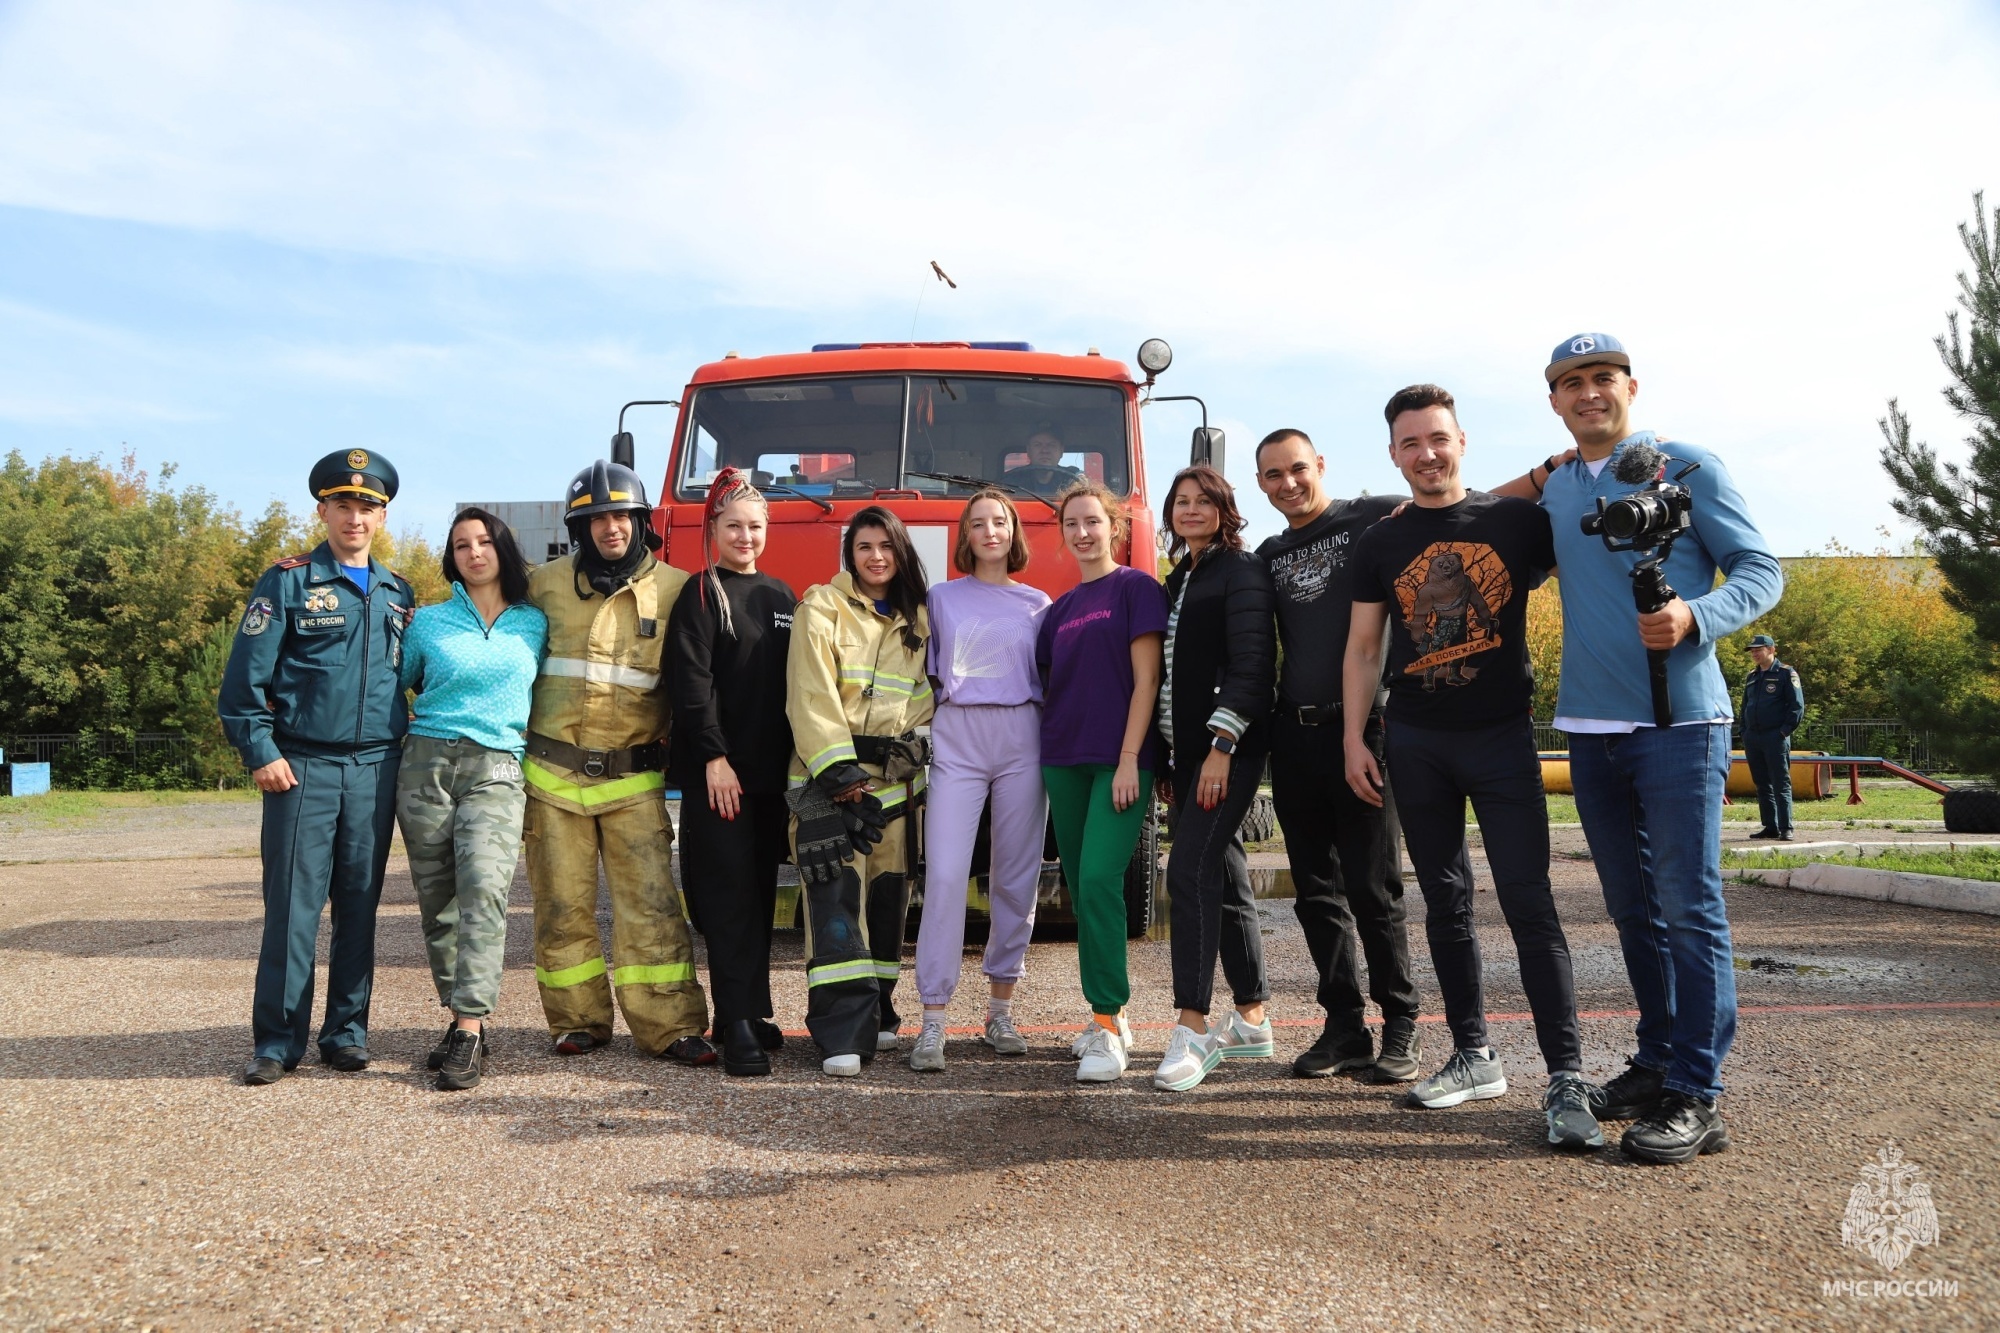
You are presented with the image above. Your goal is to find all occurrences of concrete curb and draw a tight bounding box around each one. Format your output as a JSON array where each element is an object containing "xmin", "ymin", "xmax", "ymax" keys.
[{"xmin": 1735, "ymin": 863, "xmax": 2000, "ymax": 917}]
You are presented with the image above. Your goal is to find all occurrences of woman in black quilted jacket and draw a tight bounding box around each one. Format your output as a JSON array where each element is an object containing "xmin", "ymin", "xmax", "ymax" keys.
[{"xmin": 1147, "ymin": 464, "xmax": 1280, "ymax": 1093}]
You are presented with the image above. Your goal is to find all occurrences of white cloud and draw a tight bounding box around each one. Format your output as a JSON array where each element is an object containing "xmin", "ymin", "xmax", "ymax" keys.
[{"xmin": 0, "ymin": 0, "xmax": 1995, "ymax": 549}]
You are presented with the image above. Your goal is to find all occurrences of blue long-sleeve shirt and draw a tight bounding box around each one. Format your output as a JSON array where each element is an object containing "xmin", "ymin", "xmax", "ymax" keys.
[
  {"xmin": 1541, "ymin": 432, "xmax": 1783, "ymax": 726},
  {"xmin": 399, "ymin": 582, "xmax": 548, "ymax": 757}
]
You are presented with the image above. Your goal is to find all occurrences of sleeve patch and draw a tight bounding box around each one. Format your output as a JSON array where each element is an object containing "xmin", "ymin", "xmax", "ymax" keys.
[{"xmin": 240, "ymin": 596, "xmax": 275, "ymax": 636}]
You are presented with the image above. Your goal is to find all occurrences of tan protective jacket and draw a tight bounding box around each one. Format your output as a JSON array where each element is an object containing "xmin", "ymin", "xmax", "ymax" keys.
[
  {"xmin": 525, "ymin": 552, "xmax": 688, "ymax": 815},
  {"xmin": 786, "ymin": 572, "xmax": 934, "ymax": 813}
]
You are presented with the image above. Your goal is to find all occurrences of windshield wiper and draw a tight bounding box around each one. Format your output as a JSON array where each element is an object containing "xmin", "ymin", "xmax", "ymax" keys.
[{"xmin": 905, "ymin": 471, "xmax": 1058, "ymax": 512}]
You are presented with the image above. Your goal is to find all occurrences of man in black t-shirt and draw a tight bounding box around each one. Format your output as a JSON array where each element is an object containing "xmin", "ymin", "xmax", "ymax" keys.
[
  {"xmin": 1342, "ymin": 383, "xmax": 1602, "ymax": 1154},
  {"xmin": 1254, "ymin": 428, "xmax": 1421, "ymax": 1082}
]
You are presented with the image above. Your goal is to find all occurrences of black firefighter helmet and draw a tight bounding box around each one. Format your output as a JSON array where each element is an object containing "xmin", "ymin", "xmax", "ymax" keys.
[{"xmin": 563, "ymin": 460, "xmax": 662, "ymax": 552}]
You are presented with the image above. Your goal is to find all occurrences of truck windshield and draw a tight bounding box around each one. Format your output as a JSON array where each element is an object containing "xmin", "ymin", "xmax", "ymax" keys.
[{"xmin": 675, "ymin": 375, "xmax": 1130, "ymax": 501}]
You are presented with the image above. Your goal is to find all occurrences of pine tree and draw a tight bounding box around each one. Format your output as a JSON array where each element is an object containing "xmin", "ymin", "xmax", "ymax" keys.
[{"xmin": 1880, "ymin": 191, "xmax": 2000, "ymax": 780}]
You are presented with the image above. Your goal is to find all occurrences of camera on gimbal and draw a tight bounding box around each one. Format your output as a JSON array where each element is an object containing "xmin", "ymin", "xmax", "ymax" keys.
[{"xmin": 1581, "ymin": 460, "xmax": 1699, "ymax": 552}]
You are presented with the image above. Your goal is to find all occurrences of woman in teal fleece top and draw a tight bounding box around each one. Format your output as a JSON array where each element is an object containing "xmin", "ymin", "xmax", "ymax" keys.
[{"xmin": 394, "ymin": 507, "xmax": 548, "ymax": 1090}]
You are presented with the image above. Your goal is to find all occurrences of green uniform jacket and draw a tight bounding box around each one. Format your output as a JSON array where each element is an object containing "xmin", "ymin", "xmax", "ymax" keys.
[{"xmin": 218, "ymin": 543, "xmax": 416, "ymax": 770}]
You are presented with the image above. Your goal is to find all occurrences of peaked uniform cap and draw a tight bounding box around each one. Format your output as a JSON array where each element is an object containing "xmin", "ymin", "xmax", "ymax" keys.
[{"xmin": 310, "ymin": 449, "xmax": 398, "ymax": 505}]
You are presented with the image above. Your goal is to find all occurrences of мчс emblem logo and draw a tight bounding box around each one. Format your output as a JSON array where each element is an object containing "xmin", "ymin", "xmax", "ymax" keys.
[
  {"xmin": 1392, "ymin": 542, "xmax": 1512, "ymax": 691},
  {"xmin": 240, "ymin": 596, "xmax": 275, "ymax": 636},
  {"xmin": 346, "ymin": 449, "xmax": 370, "ymax": 470},
  {"xmin": 1842, "ymin": 1142, "xmax": 1939, "ymax": 1272}
]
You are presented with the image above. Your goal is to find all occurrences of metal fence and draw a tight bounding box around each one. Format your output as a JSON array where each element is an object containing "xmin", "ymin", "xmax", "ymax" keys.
[
  {"xmin": 2, "ymin": 732, "xmax": 205, "ymax": 789},
  {"xmin": 1534, "ymin": 718, "xmax": 1938, "ymax": 772}
]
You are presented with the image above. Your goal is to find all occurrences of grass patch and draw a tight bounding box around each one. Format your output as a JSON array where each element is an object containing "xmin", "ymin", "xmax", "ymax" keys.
[
  {"xmin": 1544, "ymin": 783, "xmax": 1947, "ymax": 825},
  {"xmin": 1726, "ymin": 846, "xmax": 2000, "ymax": 884},
  {"xmin": 0, "ymin": 788, "xmax": 259, "ymax": 821}
]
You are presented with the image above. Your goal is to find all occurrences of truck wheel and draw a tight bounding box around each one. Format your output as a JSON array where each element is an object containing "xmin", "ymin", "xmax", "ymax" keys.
[
  {"xmin": 1238, "ymin": 793, "xmax": 1277, "ymax": 844},
  {"xmin": 1124, "ymin": 807, "xmax": 1160, "ymax": 939},
  {"xmin": 1942, "ymin": 787, "xmax": 2000, "ymax": 834}
]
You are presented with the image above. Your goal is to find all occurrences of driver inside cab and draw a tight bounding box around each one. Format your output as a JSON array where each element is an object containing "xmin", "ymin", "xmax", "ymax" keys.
[{"xmin": 1001, "ymin": 427, "xmax": 1082, "ymax": 492}]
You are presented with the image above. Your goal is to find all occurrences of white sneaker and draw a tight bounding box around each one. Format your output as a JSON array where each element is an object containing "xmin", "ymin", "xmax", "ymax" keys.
[
  {"xmin": 1075, "ymin": 1024, "xmax": 1128, "ymax": 1083},
  {"xmin": 1152, "ymin": 1023, "xmax": 1223, "ymax": 1092},
  {"xmin": 910, "ymin": 1023, "xmax": 946, "ymax": 1073},
  {"xmin": 876, "ymin": 1029, "xmax": 900, "ymax": 1052},
  {"xmin": 1214, "ymin": 1011, "xmax": 1275, "ymax": 1060},
  {"xmin": 1070, "ymin": 1012, "xmax": 1132, "ymax": 1059},
  {"xmin": 822, "ymin": 1054, "xmax": 862, "ymax": 1077}
]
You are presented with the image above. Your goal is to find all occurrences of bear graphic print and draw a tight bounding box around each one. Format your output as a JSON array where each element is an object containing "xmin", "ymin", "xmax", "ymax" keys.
[{"xmin": 1393, "ymin": 541, "xmax": 1514, "ymax": 690}]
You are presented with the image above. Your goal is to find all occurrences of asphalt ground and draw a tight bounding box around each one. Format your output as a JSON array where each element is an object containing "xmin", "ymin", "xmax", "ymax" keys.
[{"xmin": 1, "ymin": 803, "xmax": 1996, "ymax": 1329}]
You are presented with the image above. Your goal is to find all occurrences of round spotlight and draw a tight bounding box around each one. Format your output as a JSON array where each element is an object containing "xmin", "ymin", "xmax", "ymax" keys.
[{"xmin": 1136, "ymin": 338, "xmax": 1173, "ymax": 378}]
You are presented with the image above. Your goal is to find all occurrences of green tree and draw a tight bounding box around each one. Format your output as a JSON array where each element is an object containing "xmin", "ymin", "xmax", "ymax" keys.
[{"xmin": 1879, "ymin": 191, "xmax": 2000, "ymax": 780}]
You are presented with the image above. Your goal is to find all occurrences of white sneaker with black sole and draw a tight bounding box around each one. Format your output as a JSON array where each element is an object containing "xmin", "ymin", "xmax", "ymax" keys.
[{"xmin": 1407, "ymin": 1047, "xmax": 1508, "ymax": 1108}]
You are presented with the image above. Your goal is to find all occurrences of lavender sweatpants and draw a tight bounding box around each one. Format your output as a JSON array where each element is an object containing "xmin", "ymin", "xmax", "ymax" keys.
[{"xmin": 914, "ymin": 701, "xmax": 1048, "ymax": 1007}]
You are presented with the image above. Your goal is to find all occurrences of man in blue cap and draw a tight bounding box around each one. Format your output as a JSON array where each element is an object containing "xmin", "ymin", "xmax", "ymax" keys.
[
  {"xmin": 1741, "ymin": 634, "xmax": 1804, "ymax": 841},
  {"xmin": 220, "ymin": 449, "xmax": 416, "ymax": 1085},
  {"xmin": 1539, "ymin": 334, "xmax": 1784, "ymax": 1163}
]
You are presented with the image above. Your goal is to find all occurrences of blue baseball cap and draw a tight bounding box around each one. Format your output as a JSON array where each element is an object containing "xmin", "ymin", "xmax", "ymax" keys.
[{"xmin": 1546, "ymin": 332, "xmax": 1632, "ymax": 385}]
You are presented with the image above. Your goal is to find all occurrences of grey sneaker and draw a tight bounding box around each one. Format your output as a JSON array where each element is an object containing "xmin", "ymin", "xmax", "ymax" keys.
[
  {"xmin": 436, "ymin": 1027, "xmax": 485, "ymax": 1092},
  {"xmin": 982, "ymin": 1014, "xmax": 1028, "ymax": 1056},
  {"xmin": 1544, "ymin": 1072, "xmax": 1606, "ymax": 1151},
  {"xmin": 909, "ymin": 1022, "xmax": 946, "ymax": 1073},
  {"xmin": 1407, "ymin": 1047, "xmax": 1508, "ymax": 1109}
]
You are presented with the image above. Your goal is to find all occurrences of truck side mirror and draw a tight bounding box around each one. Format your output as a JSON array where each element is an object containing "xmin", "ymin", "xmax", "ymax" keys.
[
  {"xmin": 1191, "ymin": 426, "xmax": 1225, "ymax": 473},
  {"xmin": 611, "ymin": 431, "xmax": 636, "ymax": 470}
]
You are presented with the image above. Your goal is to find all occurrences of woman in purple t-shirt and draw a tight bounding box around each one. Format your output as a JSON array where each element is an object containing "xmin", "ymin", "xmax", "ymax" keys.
[
  {"xmin": 909, "ymin": 491, "xmax": 1052, "ymax": 1073},
  {"xmin": 1035, "ymin": 479, "xmax": 1168, "ymax": 1084}
]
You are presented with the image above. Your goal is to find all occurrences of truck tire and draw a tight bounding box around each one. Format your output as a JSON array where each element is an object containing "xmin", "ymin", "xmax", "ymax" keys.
[
  {"xmin": 1124, "ymin": 807, "xmax": 1160, "ymax": 939},
  {"xmin": 1238, "ymin": 792, "xmax": 1277, "ymax": 844},
  {"xmin": 1942, "ymin": 787, "xmax": 2000, "ymax": 834}
]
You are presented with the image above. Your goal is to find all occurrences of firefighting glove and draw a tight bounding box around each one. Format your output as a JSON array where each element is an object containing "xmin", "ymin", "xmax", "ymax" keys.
[
  {"xmin": 785, "ymin": 782, "xmax": 855, "ymax": 884},
  {"xmin": 815, "ymin": 762, "xmax": 873, "ymax": 801},
  {"xmin": 838, "ymin": 791, "xmax": 888, "ymax": 854}
]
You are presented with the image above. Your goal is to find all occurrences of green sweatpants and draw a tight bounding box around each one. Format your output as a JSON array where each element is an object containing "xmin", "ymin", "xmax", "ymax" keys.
[{"xmin": 1042, "ymin": 764, "xmax": 1154, "ymax": 1015}]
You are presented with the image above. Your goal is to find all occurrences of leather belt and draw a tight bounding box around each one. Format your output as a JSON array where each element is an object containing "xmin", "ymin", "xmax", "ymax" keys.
[
  {"xmin": 526, "ymin": 732, "xmax": 665, "ymax": 779},
  {"xmin": 1286, "ymin": 697, "xmax": 1387, "ymax": 726}
]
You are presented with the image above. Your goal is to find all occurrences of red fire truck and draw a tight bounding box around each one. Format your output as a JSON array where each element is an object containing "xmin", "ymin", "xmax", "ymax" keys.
[{"xmin": 615, "ymin": 338, "xmax": 1222, "ymax": 936}]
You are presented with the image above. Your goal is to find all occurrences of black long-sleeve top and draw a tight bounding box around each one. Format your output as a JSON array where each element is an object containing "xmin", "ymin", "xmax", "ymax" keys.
[
  {"xmin": 1160, "ymin": 546, "xmax": 1277, "ymax": 793},
  {"xmin": 666, "ymin": 568, "xmax": 797, "ymax": 793}
]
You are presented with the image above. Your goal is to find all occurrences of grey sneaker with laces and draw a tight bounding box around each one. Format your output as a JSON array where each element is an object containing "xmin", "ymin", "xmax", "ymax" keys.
[
  {"xmin": 1407, "ymin": 1047, "xmax": 1507, "ymax": 1108},
  {"xmin": 982, "ymin": 1014, "xmax": 1028, "ymax": 1055},
  {"xmin": 909, "ymin": 1023, "xmax": 947, "ymax": 1072},
  {"xmin": 1543, "ymin": 1071, "xmax": 1606, "ymax": 1151}
]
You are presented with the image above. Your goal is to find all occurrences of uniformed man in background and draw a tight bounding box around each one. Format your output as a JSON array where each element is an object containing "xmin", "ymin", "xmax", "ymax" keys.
[
  {"xmin": 1741, "ymin": 633, "xmax": 1804, "ymax": 842},
  {"xmin": 220, "ymin": 450, "xmax": 414, "ymax": 1085},
  {"xmin": 522, "ymin": 461, "xmax": 712, "ymax": 1064}
]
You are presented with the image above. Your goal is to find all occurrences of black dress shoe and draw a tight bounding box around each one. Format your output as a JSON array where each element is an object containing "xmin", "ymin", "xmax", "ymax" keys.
[
  {"xmin": 662, "ymin": 1035, "xmax": 719, "ymax": 1067},
  {"xmin": 243, "ymin": 1057, "xmax": 286, "ymax": 1086},
  {"xmin": 1622, "ymin": 1090, "xmax": 1731, "ymax": 1164},
  {"xmin": 751, "ymin": 1018, "xmax": 785, "ymax": 1052},
  {"xmin": 1292, "ymin": 1020, "xmax": 1374, "ymax": 1078},
  {"xmin": 1747, "ymin": 828, "xmax": 1778, "ymax": 840},
  {"xmin": 721, "ymin": 1020, "xmax": 773, "ymax": 1077},
  {"xmin": 323, "ymin": 1046, "xmax": 370, "ymax": 1072},
  {"xmin": 1589, "ymin": 1056, "xmax": 1667, "ymax": 1120}
]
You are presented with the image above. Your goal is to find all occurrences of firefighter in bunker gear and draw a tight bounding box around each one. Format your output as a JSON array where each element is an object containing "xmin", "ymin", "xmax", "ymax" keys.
[
  {"xmin": 523, "ymin": 461, "xmax": 710, "ymax": 1059},
  {"xmin": 787, "ymin": 568, "xmax": 935, "ymax": 1069}
]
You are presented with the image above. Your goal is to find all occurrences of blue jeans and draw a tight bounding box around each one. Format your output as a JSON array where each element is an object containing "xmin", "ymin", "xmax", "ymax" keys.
[{"xmin": 1567, "ymin": 723, "xmax": 1736, "ymax": 1101}]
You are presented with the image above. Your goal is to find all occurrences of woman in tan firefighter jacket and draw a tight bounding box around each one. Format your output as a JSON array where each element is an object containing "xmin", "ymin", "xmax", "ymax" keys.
[
  {"xmin": 523, "ymin": 460, "xmax": 713, "ymax": 1064},
  {"xmin": 786, "ymin": 506, "xmax": 935, "ymax": 1077}
]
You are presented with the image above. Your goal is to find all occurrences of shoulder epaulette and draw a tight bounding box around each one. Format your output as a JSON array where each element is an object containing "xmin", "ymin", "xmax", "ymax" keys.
[{"xmin": 274, "ymin": 553, "xmax": 311, "ymax": 570}]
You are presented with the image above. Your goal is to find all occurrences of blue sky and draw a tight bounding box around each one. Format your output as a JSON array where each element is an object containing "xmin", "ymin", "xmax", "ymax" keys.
[{"xmin": 3, "ymin": 1, "xmax": 1997, "ymax": 552}]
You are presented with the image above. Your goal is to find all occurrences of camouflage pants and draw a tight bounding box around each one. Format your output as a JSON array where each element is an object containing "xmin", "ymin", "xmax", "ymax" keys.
[{"xmin": 396, "ymin": 735, "xmax": 527, "ymax": 1018}]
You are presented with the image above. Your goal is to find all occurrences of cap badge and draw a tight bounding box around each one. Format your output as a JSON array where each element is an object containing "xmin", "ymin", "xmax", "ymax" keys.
[
  {"xmin": 349, "ymin": 473, "xmax": 364, "ymax": 488},
  {"xmin": 1569, "ymin": 336, "xmax": 1596, "ymax": 355},
  {"xmin": 347, "ymin": 449, "xmax": 370, "ymax": 470}
]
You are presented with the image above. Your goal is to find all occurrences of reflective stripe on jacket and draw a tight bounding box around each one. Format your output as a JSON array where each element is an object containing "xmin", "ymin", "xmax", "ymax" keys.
[
  {"xmin": 524, "ymin": 553, "xmax": 688, "ymax": 815},
  {"xmin": 786, "ymin": 571, "xmax": 934, "ymax": 810}
]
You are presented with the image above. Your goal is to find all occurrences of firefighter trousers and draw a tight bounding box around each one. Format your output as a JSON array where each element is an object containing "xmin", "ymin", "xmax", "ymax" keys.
[
  {"xmin": 796, "ymin": 810, "xmax": 912, "ymax": 1059},
  {"xmin": 523, "ymin": 795, "xmax": 708, "ymax": 1053}
]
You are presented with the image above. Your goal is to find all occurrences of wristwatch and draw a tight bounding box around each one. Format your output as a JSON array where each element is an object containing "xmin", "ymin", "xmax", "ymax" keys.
[{"xmin": 1210, "ymin": 733, "xmax": 1238, "ymax": 756}]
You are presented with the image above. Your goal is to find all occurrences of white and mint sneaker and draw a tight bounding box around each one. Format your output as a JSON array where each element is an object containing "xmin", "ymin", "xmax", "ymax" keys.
[
  {"xmin": 1213, "ymin": 1011, "xmax": 1275, "ymax": 1060},
  {"xmin": 1152, "ymin": 1024, "xmax": 1224, "ymax": 1092},
  {"xmin": 1407, "ymin": 1047, "xmax": 1507, "ymax": 1108},
  {"xmin": 1070, "ymin": 1012, "xmax": 1132, "ymax": 1059},
  {"xmin": 909, "ymin": 1022, "xmax": 947, "ymax": 1073},
  {"xmin": 1075, "ymin": 1024, "xmax": 1128, "ymax": 1083}
]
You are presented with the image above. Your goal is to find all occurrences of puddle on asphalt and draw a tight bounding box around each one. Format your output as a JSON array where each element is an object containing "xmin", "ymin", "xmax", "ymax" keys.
[{"xmin": 1736, "ymin": 955, "xmax": 1841, "ymax": 977}]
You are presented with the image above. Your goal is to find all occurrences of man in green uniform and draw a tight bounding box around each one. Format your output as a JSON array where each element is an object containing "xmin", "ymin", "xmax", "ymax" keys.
[
  {"xmin": 1741, "ymin": 633, "xmax": 1805, "ymax": 842},
  {"xmin": 220, "ymin": 450, "xmax": 415, "ymax": 1085}
]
